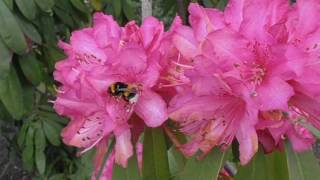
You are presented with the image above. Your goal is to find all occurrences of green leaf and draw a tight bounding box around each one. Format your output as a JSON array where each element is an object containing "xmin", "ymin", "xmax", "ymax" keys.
[
  {"xmin": 71, "ymin": 0, "xmax": 90, "ymax": 14},
  {"xmin": 4, "ymin": 0, "xmax": 13, "ymax": 10},
  {"xmin": 113, "ymin": 154, "xmax": 141, "ymax": 180},
  {"xmin": 285, "ymin": 142, "xmax": 320, "ymax": 180},
  {"xmin": 39, "ymin": 111, "xmax": 68, "ymax": 125},
  {"xmin": 235, "ymin": 150, "xmax": 289, "ymax": 180},
  {"xmin": 142, "ymin": 127, "xmax": 170, "ymax": 180},
  {"xmin": 15, "ymin": 15, "xmax": 42, "ymax": 44},
  {"xmin": 122, "ymin": 0, "xmax": 138, "ymax": 21},
  {"xmin": 91, "ymin": 0, "xmax": 103, "ymax": 11},
  {"xmin": 0, "ymin": 38, "xmax": 11, "ymax": 80},
  {"xmin": 44, "ymin": 46, "xmax": 65, "ymax": 72},
  {"xmin": 35, "ymin": 128, "xmax": 46, "ymax": 174},
  {"xmin": 0, "ymin": 0, "xmax": 27, "ymax": 54},
  {"xmin": 168, "ymin": 146, "xmax": 186, "ymax": 177},
  {"xmin": 19, "ymin": 53, "xmax": 43, "ymax": 85},
  {"xmin": 39, "ymin": 14, "xmax": 56, "ymax": 44},
  {"xmin": 42, "ymin": 120, "xmax": 62, "ymax": 146},
  {"xmin": 112, "ymin": 0, "xmax": 122, "ymax": 18},
  {"xmin": 216, "ymin": 0, "xmax": 228, "ymax": 10},
  {"xmin": 176, "ymin": 148, "xmax": 225, "ymax": 180},
  {"xmin": 53, "ymin": 7, "xmax": 75, "ymax": 28},
  {"xmin": 49, "ymin": 174, "xmax": 65, "ymax": 180},
  {"xmin": 18, "ymin": 123, "xmax": 29, "ymax": 148},
  {"xmin": 22, "ymin": 85, "xmax": 35, "ymax": 114},
  {"xmin": 35, "ymin": 128, "xmax": 46, "ymax": 150},
  {"xmin": 0, "ymin": 67, "xmax": 24, "ymax": 120},
  {"xmin": 34, "ymin": 0, "xmax": 55, "ymax": 12},
  {"xmin": 15, "ymin": 0, "xmax": 37, "ymax": 20},
  {"xmin": 22, "ymin": 126, "xmax": 35, "ymax": 171}
]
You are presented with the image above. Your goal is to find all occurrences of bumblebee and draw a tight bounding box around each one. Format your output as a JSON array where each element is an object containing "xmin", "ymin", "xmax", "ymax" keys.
[{"xmin": 108, "ymin": 82, "xmax": 139, "ymax": 104}]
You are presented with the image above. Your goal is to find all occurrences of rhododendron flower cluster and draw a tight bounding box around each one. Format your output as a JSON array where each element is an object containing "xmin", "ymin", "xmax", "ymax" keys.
[
  {"xmin": 53, "ymin": 0, "xmax": 320, "ymax": 179},
  {"xmin": 54, "ymin": 13, "xmax": 167, "ymax": 179}
]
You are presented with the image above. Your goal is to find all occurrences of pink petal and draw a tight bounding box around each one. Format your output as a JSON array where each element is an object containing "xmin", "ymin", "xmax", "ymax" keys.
[
  {"xmin": 140, "ymin": 16, "xmax": 164, "ymax": 52},
  {"xmin": 294, "ymin": 0, "xmax": 320, "ymax": 36},
  {"xmin": 257, "ymin": 77, "xmax": 294, "ymax": 111},
  {"xmin": 239, "ymin": 0, "xmax": 289, "ymax": 41},
  {"xmin": 204, "ymin": 28, "xmax": 250, "ymax": 63},
  {"xmin": 93, "ymin": 12, "xmax": 121, "ymax": 49},
  {"xmin": 135, "ymin": 89, "xmax": 168, "ymax": 127},
  {"xmin": 70, "ymin": 29, "xmax": 107, "ymax": 62},
  {"xmin": 224, "ymin": 0, "xmax": 245, "ymax": 31},
  {"xmin": 115, "ymin": 129, "xmax": 133, "ymax": 167},
  {"xmin": 172, "ymin": 26, "xmax": 198, "ymax": 59},
  {"xmin": 115, "ymin": 47, "xmax": 147, "ymax": 73},
  {"xmin": 188, "ymin": 3, "xmax": 225, "ymax": 41},
  {"xmin": 236, "ymin": 126, "xmax": 258, "ymax": 165}
]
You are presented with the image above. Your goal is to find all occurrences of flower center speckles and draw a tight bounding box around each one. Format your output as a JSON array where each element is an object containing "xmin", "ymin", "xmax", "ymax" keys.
[
  {"xmin": 236, "ymin": 61, "xmax": 267, "ymax": 87},
  {"xmin": 159, "ymin": 53, "xmax": 192, "ymax": 88},
  {"xmin": 75, "ymin": 53, "xmax": 102, "ymax": 65}
]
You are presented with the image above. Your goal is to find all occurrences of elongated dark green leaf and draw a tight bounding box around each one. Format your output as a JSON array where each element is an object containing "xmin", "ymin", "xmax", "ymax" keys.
[
  {"xmin": 42, "ymin": 120, "xmax": 62, "ymax": 146},
  {"xmin": 15, "ymin": 0, "xmax": 37, "ymax": 20},
  {"xmin": 4, "ymin": 0, "xmax": 13, "ymax": 10},
  {"xmin": 122, "ymin": 0, "xmax": 138, "ymax": 21},
  {"xmin": 71, "ymin": 0, "xmax": 90, "ymax": 14},
  {"xmin": 18, "ymin": 123, "xmax": 29, "ymax": 148},
  {"xmin": 22, "ymin": 85, "xmax": 35, "ymax": 114},
  {"xmin": 39, "ymin": 14, "xmax": 56, "ymax": 44},
  {"xmin": 168, "ymin": 146, "xmax": 186, "ymax": 177},
  {"xmin": 142, "ymin": 127, "xmax": 170, "ymax": 180},
  {"xmin": 19, "ymin": 54, "xmax": 43, "ymax": 85},
  {"xmin": 285, "ymin": 142, "xmax": 320, "ymax": 180},
  {"xmin": 113, "ymin": 154, "xmax": 141, "ymax": 180},
  {"xmin": 176, "ymin": 148, "xmax": 225, "ymax": 180},
  {"xmin": 34, "ymin": 0, "xmax": 55, "ymax": 12},
  {"xmin": 44, "ymin": 46, "xmax": 65, "ymax": 72},
  {"xmin": 0, "ymin": 38, "xmax": 11, "ymax": 80},
  {"xmin": 216, "ymin": 0, "xmax": 228, "ymax": 10},
  {"xmin": 15, "ymin": 15, "xmax": 42, "ymax": 44},
  {"xmin": 0, "ymin": 67, "xmax": 24, "ymax": 120},
  {"xmin": 235, "ymin": 150, "xmax": 289, "ymax": 180},
  {"xmin": 0, "ymin": 0, "xmax": 27, "ymax": 54},
  {"xmin": 112, "ymin": 0, "xmax": 122, "ymax": 18},
  {"xmin": 53, "ymin": 7, "xmax": 75, "ymax": 28},
  {"xmin": 35, "ymin": 128, "xmax": 46, "ymax": 174},
  {"xmin": 39, "ymin": 111, "xmax": 68, "ymax": 125},
  {"xmin": 22, "ymin": 126, "xmax": 35, "ymax": 171}
]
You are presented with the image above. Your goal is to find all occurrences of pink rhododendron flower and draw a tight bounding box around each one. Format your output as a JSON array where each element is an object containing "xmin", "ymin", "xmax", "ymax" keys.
[
  {"xmin": 53, "ymin": 12, "xmax": 168, "ymax": 179},
  {"xmin": 168, "ymin": 0, "xmax": 320, "ymax": 165}
]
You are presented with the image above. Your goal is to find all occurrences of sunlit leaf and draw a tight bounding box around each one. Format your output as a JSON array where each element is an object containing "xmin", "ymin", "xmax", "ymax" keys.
[
  {"xmin": 113, "ymin": 154, "xmax": 141, "ymax": 180},
  {"xmin": 142, "ymin": 127, "xmax": 170, "ymax": 180},
  {"xmin": 285, "ymin": 142, "xmax": 320, "ymax": 180},
  {"xmin": 235, "ymin": 150, "xmax": 289, "ymax": 180},
  {"xmin": 176, "ymin": 148, "xmax": 225, "ymax": 180}
]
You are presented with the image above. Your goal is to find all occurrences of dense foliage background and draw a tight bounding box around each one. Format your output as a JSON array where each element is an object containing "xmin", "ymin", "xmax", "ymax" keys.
[{"xmin": 0, "ymin": 0, "xmax": 319, "ymax": 180}]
